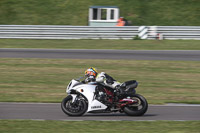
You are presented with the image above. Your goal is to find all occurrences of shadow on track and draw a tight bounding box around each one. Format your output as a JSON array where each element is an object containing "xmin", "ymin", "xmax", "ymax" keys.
[{"xmin": 80, "ymin": 113, "xmax": 158, "ymax": 117}]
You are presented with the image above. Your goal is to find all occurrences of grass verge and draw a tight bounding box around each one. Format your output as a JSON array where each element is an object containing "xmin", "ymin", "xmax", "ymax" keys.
[
  {"xmin": 0, "ymin": 58, "xmax": 200, "ymax": 104},
  {"xmin": 0, "ymin": 120, "xmax": 200, "ymax": 133},
  {"xmin": 0, "ymin": 39, "xmax": 200, "ymax": 50},
  {"xmin": 0, "ymin": 0, "xmax": 199, "ymax": 26}
]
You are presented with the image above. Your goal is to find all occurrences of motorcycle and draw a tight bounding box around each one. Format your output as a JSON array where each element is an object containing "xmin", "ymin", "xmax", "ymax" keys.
[{"xmin": 61, "ymin": 77, "xmax": 148, "ymax": 116}]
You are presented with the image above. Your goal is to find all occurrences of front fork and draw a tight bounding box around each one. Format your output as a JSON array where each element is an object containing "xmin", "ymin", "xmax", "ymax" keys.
[
  {"xmin": 71, "ymin": 94, "xmax": 78, "ymax": 103},
  {"xmin": 70, "ymin": 93, "xmax": 86, "ymax": 106}
]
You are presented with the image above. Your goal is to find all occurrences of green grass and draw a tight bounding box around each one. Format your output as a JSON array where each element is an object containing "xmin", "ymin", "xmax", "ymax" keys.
[
  {"xmin": 0, "ymin": 120, "xmax": 200, "ymax": 133},
  {"xmin": 0, "ymin": 0, "xmax": 199, "ymax": 26},
  {"xmin": 0, "ymin": 39, "xmax": 200, "ymax": 50},
  {"xmin": 0, "ymin": 58, "xmax": 200, "ymax": 104}
]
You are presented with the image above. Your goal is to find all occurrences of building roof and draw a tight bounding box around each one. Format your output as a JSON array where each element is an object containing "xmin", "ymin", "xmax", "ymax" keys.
[{"xmin": 90, "ymin": 6, "xmax": 118, "ymax": 9}]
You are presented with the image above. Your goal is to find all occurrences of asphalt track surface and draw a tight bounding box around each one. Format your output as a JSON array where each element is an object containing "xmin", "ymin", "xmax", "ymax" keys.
[
  {"xmin": 0, "ymin": 103, "xmax": 200, "ymax": 121},
  {"xmin": 0, "ymin": 49, "xmax": 200, "ymax": 121},
  {"xmin": 0, "ymin": 48, "xmax": 200, "ymax": 61}
]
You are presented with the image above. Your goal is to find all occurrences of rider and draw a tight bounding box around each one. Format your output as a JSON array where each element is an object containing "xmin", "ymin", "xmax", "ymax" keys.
[{"xmin": 84, "ymin": 67, "xmax": 121, "ymax": 90}]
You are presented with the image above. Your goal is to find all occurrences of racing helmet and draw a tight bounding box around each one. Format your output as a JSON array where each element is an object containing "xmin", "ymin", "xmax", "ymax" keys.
[{"xmin": 85, "ymin": 67, "xmax": 98, "ymax": 79}]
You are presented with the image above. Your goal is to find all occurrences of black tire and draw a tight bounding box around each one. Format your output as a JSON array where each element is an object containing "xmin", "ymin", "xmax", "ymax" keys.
[
  {"xmin": 123, "ymin": 94, "xmax": 148, "ymax": 116},
  {"xmin": 61, "ymin": 95, "xmax": 88, "ymax": 116}
]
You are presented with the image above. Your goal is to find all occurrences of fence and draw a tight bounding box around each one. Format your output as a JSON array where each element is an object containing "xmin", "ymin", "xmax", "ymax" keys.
[{"xmin": 0, "ymin": 25, "xmax": 199, "ymax": 40}]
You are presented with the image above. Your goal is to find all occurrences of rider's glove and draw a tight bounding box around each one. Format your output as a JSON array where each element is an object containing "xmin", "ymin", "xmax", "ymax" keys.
[{"xmin": 106, "ymin": 78, "xmax": 114, "ymax": 84}]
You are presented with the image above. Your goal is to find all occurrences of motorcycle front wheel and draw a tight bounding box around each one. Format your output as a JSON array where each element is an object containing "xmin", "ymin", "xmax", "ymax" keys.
[
  {"xmin": 61, "ymin": 95, "xmax": 88, "ymax": 116},
  {"xmin": 123, "ymin": 94, "xmax": 148, "ymax": 116}
]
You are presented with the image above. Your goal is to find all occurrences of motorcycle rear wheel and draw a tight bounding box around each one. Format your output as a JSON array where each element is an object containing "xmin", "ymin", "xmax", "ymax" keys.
[
  {"xmin": 61, "ymin": 95, "xmax": 88, "ymax": 116},
  {"xmin": 123, "ymin": 94, "xmax": 148, "ymax": 116}
]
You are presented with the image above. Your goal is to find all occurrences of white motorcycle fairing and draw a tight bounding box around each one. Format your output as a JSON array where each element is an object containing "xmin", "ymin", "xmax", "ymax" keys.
[{"xmin": 66, "ymin": 80, "xmax": 107, "ymax": 112}]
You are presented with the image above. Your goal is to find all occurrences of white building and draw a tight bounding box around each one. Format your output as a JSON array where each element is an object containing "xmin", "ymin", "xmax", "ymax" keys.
[{"xmin": 89, "ymin": 6, "xmax": 119, "ymax": 26}]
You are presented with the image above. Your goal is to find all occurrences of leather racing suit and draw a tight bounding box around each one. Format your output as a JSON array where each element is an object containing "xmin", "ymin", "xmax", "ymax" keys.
[{"xmin": 95, "ymin": 72, "xmax": 121, "ymax": 89}]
